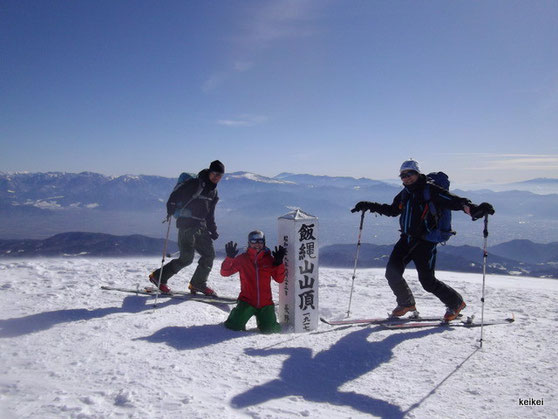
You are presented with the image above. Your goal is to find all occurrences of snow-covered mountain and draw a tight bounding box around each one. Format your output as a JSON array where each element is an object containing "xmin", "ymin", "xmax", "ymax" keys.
[
  {"xmin": 226, "ymin": 172, "xmax": 295, "ymax": 184},
  {"xmin": 274, "ymin": 172, "xmax": 386, "ymax": 188},
  {"xmin": 0, "ymin": 171, "xmax": 173, "ymax": 212},
  {"xmin": 0, "ymin": 258, "xmax": 554, "ymax": 418}
]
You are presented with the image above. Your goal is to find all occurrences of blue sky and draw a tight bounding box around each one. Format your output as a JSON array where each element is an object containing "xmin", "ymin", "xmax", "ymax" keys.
[{"xmin": 1, "ymin": 0, "xmax": 557, "ymax": 184}]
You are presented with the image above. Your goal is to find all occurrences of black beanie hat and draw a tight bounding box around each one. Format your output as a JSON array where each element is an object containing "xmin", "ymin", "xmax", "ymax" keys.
[{"xmin": 209, "ymin": 160, "xmax": 225, "ymax": 174}]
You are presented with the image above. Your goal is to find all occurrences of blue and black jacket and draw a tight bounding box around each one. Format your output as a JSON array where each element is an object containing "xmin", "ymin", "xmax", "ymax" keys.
[{"xmin": 374, "ymin": 175, "xmax": 470, "ymax": 241}]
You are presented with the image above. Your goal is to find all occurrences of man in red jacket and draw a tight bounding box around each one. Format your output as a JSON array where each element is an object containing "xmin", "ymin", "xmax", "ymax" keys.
[{"xmin": 221, "ymin": 230, "xmax": 286, "ymax": 334}]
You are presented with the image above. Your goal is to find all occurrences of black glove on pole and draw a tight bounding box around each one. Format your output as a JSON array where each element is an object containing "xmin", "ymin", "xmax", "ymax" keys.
[
  {"xmin": 347, "ymin": 210, "xmax": 366, "ymax": 317},
  {"xmin": 471, "ymin": 202, "xmax": 495, "ymax": 221},
  {"xmin": 351, "ymin": 201, "xmax": 374, "ymax": 213}
]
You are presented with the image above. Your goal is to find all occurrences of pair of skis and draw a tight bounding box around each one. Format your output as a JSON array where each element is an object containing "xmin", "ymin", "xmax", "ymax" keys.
[
  {"xmin": 320, "ymin": 314, "xmax": 515, "ymax": 330},
  {"xmin": 101, "ymin": 285, "xmax": 237, "ymax": 305}
]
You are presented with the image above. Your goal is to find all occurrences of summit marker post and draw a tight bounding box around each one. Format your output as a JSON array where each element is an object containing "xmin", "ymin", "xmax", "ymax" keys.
[{"xmin": 278, "ymin": 209, "xmax": 319, "ymax": 332}]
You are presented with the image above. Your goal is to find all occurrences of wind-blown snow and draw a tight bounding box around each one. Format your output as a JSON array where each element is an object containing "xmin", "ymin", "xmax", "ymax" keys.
[{"xmin": 0, "ymin": 259, "xmax": 555, "ymax": 418}]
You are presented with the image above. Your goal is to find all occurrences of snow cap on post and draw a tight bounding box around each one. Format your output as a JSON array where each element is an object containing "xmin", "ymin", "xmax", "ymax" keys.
[{"xmin": 400, "ymin": 159, "xmax": 420, "ymax": 174}]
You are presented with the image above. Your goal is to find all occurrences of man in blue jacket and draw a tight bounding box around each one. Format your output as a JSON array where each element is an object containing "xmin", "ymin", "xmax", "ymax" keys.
[{"xmin": 352, "ymin": 159, "xmax": 493, "ymax": 321}]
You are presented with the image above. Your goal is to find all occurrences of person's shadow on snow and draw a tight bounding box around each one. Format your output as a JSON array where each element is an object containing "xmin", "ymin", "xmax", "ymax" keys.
[
  {"xmin": 231, "ymin": 326, "xmax": 444, "ymax": 418},
  {"xmin": 0, "ymin": 296, "xmax": 181, "ymax": 338},
  {"xmin": 136, "ymin": 324, "xmax": 249, "ymax": 349}
]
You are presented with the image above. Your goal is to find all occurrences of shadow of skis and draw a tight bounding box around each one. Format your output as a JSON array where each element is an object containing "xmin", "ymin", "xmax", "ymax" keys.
[{"xmin": 0, "ymin": 295, "xmax": 182, "ymax": 338}]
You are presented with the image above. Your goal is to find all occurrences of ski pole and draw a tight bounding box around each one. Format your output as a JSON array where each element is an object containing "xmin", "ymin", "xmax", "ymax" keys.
[
  {"xmin": 346, "ymin": 210, "xmax": 366, "ymax": 317},
  {"xmin": 155, "ymin": 216, "xmax": 172, "ymax": 307},
  {"xmin": 479, "ymin": 214, "xmax": 489, "ymax": 348}
]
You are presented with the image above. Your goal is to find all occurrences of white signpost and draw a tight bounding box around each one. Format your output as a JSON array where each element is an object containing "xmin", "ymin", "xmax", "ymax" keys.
[{"xmin": 277, "ymin": 209, "xmax": 319, "ymax": 333}]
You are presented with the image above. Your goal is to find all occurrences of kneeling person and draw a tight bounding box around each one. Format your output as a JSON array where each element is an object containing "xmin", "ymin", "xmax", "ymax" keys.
[{"xmin": 221, "ymin": 230, "xmax": 286, "ymax": 334}]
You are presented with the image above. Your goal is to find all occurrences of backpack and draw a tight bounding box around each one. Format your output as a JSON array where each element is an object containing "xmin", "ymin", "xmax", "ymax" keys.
[
  {"xmin": 169, "ymin": 172, "xmax": 204, "ymax": 219},
  {"xmin": 423, "ymin": 171, "xmax": 455, "ymax": 243}
]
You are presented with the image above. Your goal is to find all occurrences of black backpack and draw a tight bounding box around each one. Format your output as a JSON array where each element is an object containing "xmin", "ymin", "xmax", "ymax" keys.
[{"xmin": 169, "ymin": 172, "xmax": 203, "ymax": 219}]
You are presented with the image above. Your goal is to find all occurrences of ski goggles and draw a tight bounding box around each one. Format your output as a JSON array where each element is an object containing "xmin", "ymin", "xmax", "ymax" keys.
[
  {"xmin": 399, "ymin": 171, "xmax": 418, "ymax": 179},
  {"xmin": 249, "ymin": 238, "xmax": 265, "ymax": 244}
]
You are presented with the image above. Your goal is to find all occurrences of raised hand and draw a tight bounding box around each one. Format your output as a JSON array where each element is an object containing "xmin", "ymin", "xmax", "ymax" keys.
[
  {"xmin": 272, "ymin": 245, "xmax": 286, "ymax": 266},
  {"xmin": 225, "ymin": 241, "xmax": 238, "ymax": 258}
]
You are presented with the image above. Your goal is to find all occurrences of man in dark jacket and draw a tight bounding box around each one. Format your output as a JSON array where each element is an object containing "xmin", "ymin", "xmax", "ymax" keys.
[
  {"xmin": 149, "ymin": 160, "xmax": 224, "ymax": 295},
  {"xmin": 351, "ymin": 159, "xmax": 494, "ymax": 321}
]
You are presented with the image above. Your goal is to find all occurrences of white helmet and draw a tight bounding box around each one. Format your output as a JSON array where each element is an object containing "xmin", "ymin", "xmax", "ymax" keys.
[
  {"xmin": 400, "ymin": 159, "xmax": 420, "ymax": 174},
  {"xmin": 248, "ymin": 230, "xmax": 265, "ymax": 245}
]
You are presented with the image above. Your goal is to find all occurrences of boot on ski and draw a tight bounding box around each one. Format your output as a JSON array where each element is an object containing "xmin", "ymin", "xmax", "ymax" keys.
[
  {"xmin": 188, "ymin": 283, "xmax": 217, "ymax": 296},
  {"xmin": 390, "ymin": 304, "xmax": 417, "ymax": 317},
  {"xmin": 444, "ymin": 301, "xmax": 466, "ymax": 322},
  {"xmin": 149, "ymin": 273, "xmax": 171, "ymax": 294}
]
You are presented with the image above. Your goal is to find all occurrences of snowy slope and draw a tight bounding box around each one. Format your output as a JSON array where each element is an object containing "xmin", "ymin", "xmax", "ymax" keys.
[{"xmin": 0, "ymin": 259, "xmax": 556, "ymax": 418}]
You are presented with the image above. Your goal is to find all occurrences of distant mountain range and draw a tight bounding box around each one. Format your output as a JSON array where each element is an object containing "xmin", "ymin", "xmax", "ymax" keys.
[
  {"xmin": 456, "ymin": 177, "xmax": 558, "ymax": 194},
  {"xmin": 0, "ymin": 232, "xmax": 556, "ymax": 279},
  {"xmin": 489, "ymin": 239, "xmax": 558, "ymax": 264},
  {"xmin": 321, "ymin": 240, "xmax": 558, "ymax": 278},
  {"xmin": 0, "ymin": 232, "xmax": 178, "ymax": 257},
  {"xmin": 515, "ymin": 178, "xmax": 558, "ymax": 185},
  {"xmin": 1, "ymin": 171, "xmax": 558, "ymax": 247}
]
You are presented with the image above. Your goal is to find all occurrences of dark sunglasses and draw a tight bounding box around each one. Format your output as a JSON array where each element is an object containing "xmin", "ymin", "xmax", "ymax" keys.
[
  {"xmin": 249, "ymin": 239, "xmax": 265, "ymax": 244},
  {"xmin": 399, "ymin": 171, "xmax": 417, "ymax": 179}
]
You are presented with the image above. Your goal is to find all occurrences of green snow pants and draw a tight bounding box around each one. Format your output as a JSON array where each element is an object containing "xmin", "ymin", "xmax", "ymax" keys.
[{"xmin": 225, "ymin": 300, "xmax": 281, "ymax": 334}]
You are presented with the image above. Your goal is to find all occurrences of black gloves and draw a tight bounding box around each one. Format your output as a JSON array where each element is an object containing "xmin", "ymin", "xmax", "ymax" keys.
[
  {"xmin": 272, "ymin": 245, "xmax": 286, "ymax": 266},
  {"xmin": 166, "ymin": 202, "xmax": 176, "ymax": 219},
  {"xmin": 470, "ymin": 202, "xmax": 495, "ymax": 221},
  {"xmin": 351, "ymin": 201, "xmax": 380, "ymax": 213},
  {"xmin": 225, "ymin": 241, "xmax": 238, "ymax": 258},
  {"xmin": 209, "ymin": 231, "xmax": 219, "ymax": 241},
  {"xmin": 351, "ymin": 201, "xmax": 369, "ymax": 213}
]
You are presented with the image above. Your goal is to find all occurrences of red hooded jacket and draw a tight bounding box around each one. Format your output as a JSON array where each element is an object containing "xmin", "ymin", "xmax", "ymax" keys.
[{"xmin": 220, "ymin": 247, "xmax": 285, "ymax": 308}]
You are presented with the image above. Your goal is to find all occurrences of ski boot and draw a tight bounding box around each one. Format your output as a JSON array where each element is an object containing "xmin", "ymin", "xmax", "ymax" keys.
[
  {"xmin": 149, "ymin": 273, "xmax": 171, "ymax": 294},
  {"xmin": 444, "ymin": 301, "xmax": 466, "ymax": 322},
  {"xmin": 188, "ymin": 283, "xmax": 217, "ymax": 296},
  {"xmin": 390, "ymin": 304, "xmax": 417, "ymax": 318}
]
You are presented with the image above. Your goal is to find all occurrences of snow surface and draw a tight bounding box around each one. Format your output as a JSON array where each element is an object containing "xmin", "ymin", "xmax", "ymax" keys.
[{"xmin": 0, "ymin": 258, "xmax": 556, "ymax": 418}]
